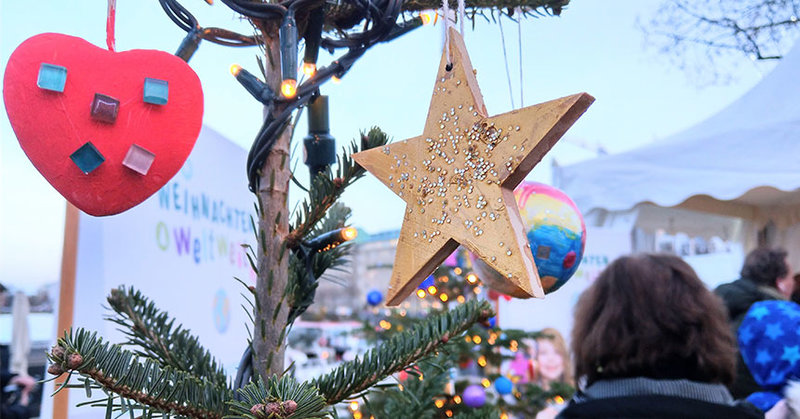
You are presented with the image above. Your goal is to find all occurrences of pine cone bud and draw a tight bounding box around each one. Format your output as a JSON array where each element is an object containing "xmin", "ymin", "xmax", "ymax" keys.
[
  {"xmin": 281, "ymin": 400, "xmax": 298, "ymax": 415},
  {"xmin": 67, "ymin": 353, "xmax": 83, "ymax": 369},
  {"xmin": 249, "ymin": 403, "xmax": 266, "ymax": 416},
  {"xmin": 333, "ymin": 177, "xmax": 344, "ymax": 188},
  {"xmin": 441, "ymin": 333, "xmax": 450, "ymax": 344},
  {"xmin": 48, "ymin": 363, "xmax": 65, "ymax": 376},
  {"xmin": 265, "ymin": 402, "xmax": 281, "ymax": 415},
  {"xmin": 50, "ymin": 345, "xmax": 66, "ymax": 359}
]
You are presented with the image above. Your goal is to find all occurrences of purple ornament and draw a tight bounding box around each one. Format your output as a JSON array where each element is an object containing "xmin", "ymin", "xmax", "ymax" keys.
[{"xmin": 462, "ymin": 384, "xmax": 486, "ymax": 408}]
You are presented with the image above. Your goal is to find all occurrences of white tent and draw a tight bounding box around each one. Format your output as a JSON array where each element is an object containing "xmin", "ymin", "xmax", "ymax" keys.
[{"xmin": 555, "ymin": 41, "xmax": 800, "ymax": 271}]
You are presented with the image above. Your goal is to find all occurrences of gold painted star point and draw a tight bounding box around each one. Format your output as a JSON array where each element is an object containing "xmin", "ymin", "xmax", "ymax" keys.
[{"xmin": 353, "ymin": 28, "xmax": 594, "ymax": 306}]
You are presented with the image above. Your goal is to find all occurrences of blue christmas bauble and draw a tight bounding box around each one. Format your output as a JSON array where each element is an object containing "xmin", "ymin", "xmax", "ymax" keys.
[
  {"xmin": 481, "ymin": 316, "xmax": 497, "ymax": 329},
  {"xmin": 418, "ymin": 274, "xmax": 435, "ymax": 290},
  {"xmin": 366, "ymin": 290, "xmax": 383, "ymax": 306},
  {"xmin": 494, "ymin": 376, "xmax": 513, "ymax": 395}
]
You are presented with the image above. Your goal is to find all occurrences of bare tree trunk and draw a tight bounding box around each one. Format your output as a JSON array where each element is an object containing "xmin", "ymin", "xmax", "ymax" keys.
[{"xmin": 252, "ymin": 21, "xmax": 291, "ymax": 379}]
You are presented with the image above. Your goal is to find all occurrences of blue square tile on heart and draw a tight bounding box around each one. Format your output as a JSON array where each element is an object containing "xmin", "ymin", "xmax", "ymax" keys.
[
  {"xmin": 37, "ymin": 63, "xmax": 67, "ymax": 92},
  {"xmin": 143, "ymin": 77, "xmax": 169, "ymax": 105},
  {"xmin": 70, "ymin": 142, "xmax": 105, "ymax": 174}
]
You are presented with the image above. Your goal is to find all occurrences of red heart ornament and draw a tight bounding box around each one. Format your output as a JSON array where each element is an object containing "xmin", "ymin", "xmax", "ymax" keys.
[{"xmin": 3, "ymin": 33, "xmax": 203, "ymax": 216}]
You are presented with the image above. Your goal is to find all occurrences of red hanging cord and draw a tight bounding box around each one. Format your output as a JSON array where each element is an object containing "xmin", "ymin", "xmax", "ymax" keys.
[{"xmin": 106, "ymin": 0, "xmax": 117, "ymax": 51}]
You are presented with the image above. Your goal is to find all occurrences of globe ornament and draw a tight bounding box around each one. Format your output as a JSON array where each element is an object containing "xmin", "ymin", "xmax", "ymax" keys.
[{"xmin": 471, "ymin": 182, "xmax": 586, "ymax": 294}]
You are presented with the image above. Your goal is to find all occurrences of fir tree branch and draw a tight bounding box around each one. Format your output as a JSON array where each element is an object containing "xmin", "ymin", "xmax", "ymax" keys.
[
  {"xmin": 47, "ymin": 328, "xmax": 232, "ymax": 418},
  {"xmin": 313, "ymin": 300, "xmax": 494, "ymax": 405},
  {"xmin": 286, "ymin": 127, "xmax": 390, "ymax": 249},
  {"xmin": 227, "ymin": 375, "xmax": 329, "ymax": 419},
  {"xmin": 287, "ymin": 203, "xmax": 353, "ymax": 324},
  {"xmin": 105, "ymin": 286, "xmax": 229, "ymax": 387}
]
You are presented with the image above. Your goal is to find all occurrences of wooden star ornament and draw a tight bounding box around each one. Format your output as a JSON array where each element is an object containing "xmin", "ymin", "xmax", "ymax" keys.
[{"xmin": 353, "ymin": 29, "xmax": 594, "ymax": 306}]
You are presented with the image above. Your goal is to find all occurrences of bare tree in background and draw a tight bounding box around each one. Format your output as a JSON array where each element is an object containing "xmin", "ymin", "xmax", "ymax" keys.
[{"xmin": 642, "ymin": 0, "xmax": 800, "ymax": 84}]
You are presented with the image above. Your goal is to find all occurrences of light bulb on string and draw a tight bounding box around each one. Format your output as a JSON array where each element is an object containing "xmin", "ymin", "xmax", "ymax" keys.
[
  {"xmin": 466, "ymin": 273, "xmax": 478, "ymax": 284},
  {"xmin": 302, "ymin": 62, "xmax": 316, "ymax": 77},
  {"xmin": 420, "ymin": 10, "xmax": 438, "ymax": 25},
  {"xmin": 229, "ymin": 64, "xmax": 274, "ymax": 105},
  {"xmin": 302, "ymin": 7, "xmax": 323, "ymax": 77},
  {"xmin": 281, "ymin": 79, "xmax": 297, "ymax": 98},
  {"xmin": 279, "ymin": 8, "xmax": 298, "ymax": 98}
]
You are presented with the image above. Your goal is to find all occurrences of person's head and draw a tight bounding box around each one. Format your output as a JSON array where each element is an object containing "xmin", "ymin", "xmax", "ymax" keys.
[
  {"xmin": 572, "ymin": 254, "xmax": 736, "ymax": 387},
  {"xmin": 535, "ymin": 327, "xmax": 573, "ymax": 387},
  {"xmin": 738, "ymin": 300, "xmax": 800, "ymax": 412},
  {"xmin": 741, "ymin": 247, "xmax": 792, "ymax": 296}
]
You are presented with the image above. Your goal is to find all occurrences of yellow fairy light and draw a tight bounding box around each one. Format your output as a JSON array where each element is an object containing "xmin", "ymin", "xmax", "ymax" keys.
[
  {"xmin": 457, "ymin": 295, "xmax": 466, "ymax": 303},
  {"xmin": 302, "ymin": 62, "xmax": 317, "ymax": 77},
  {"xmin": 477, "ymin": 355, "xmax": 487, "ymax": 367},
  {"xmin": 473, "ymin": 335, "xmax": 482, "ymax": 344},
  {"xmin": 454, "ymin": 267, "xmax": 462, "ymax": 275},
  {"xmin": 473, "ymin": 286, "xmax": 482, "ymax": 295},
  {"xmin": 554, "ymin": 395, "xmax": 565, "ymax": 404},
  {"xmin": 349, "ymin": 401, "xmax": 359, "ymax": 412},
  {"xmin": 466, "ymin": 273, "xmax": 478, "ymax": 284},
  {"xmin": 379, "ymin": 320, "xmax": 392, "ymax": 330},
  {"xmin": 342, "ymin": 226, "xmax": 358, "ymax": 241},
  {"xmin": 427, "ymin": 285, "xmax": 437, "ymax": 295},
  {"xmin": 439, "ymin": 275, "xmax": 449, "ymax": 283},
  {"xmin": 416, "ymin": 289, "xmax": 426, "ymax": 298},
  {"xmin": 353, "ymin": 412, "xmax": 363, "ymax": 419},
  {"xmin": 510, "ymin": 340, "xmax": 518, "ymax": 352},
  {"xmin": 465, "ymin": 335, "xmax": 473, "ymax": 343},
  {"xmin": 332, "ymin": 75, "xmax": 341, "ymax": 84},
  {"xmin": 481, "ymin": 378, "xmax": 490, "ymax": 388},
  {"xmin": 435, "ymin": 399, "xmax": 445, "ymax": 408},
  {"xmin": 439, "ymin": 293, "xmax": 449, "ymax": 302},
  {"xmin": 445, "ymin": 410, "xmax": 453, "ymax": 418},
  {"xmin": 500, "ymin": 413, "xmax": 509, "ymax": 419},
  {"xmin": 280, "ymin": 79, "xmax": 297, "ymax": 98},
  {"xmin": 229, "ymin": 64, "xmax": 242, "ymax": 77},
  {"xmin": 453, "ymin": 395, "xmax": 462, "ymax": 404},
  {"xmin": 420, "ymin": 10, "xmax": 438, "ymax": 25}
]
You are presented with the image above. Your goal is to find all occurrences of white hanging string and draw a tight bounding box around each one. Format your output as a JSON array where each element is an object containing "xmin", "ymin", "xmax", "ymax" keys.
[
  {"xmin": 442, "ymin": 0, "xmax": 452, "ymax": 66},
  {"xmin": 498, "ymin": 13, "xmax": 516, "ymax": 109},
  {"xmin": 516, "ymin": 7, "xmax": 524, "ymax": 107},
  {"xmin": 457, "ymin": 0, "xmax": 466, "ymax": 37}
]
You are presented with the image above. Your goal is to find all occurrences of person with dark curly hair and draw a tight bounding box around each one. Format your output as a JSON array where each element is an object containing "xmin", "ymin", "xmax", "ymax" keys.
[
  {"xmin": 558, "ymin": 254, "xmax": 762, "ymax": 418},
  {"xmin": 715, "ymin": 247, "xmax": 794, "ymax": 398}
]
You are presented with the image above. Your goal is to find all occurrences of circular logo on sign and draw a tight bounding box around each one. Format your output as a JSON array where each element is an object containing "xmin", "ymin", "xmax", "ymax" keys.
[{"xmin": 213, "ymin": 288, "xmax": 230, "ymax": 334}]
